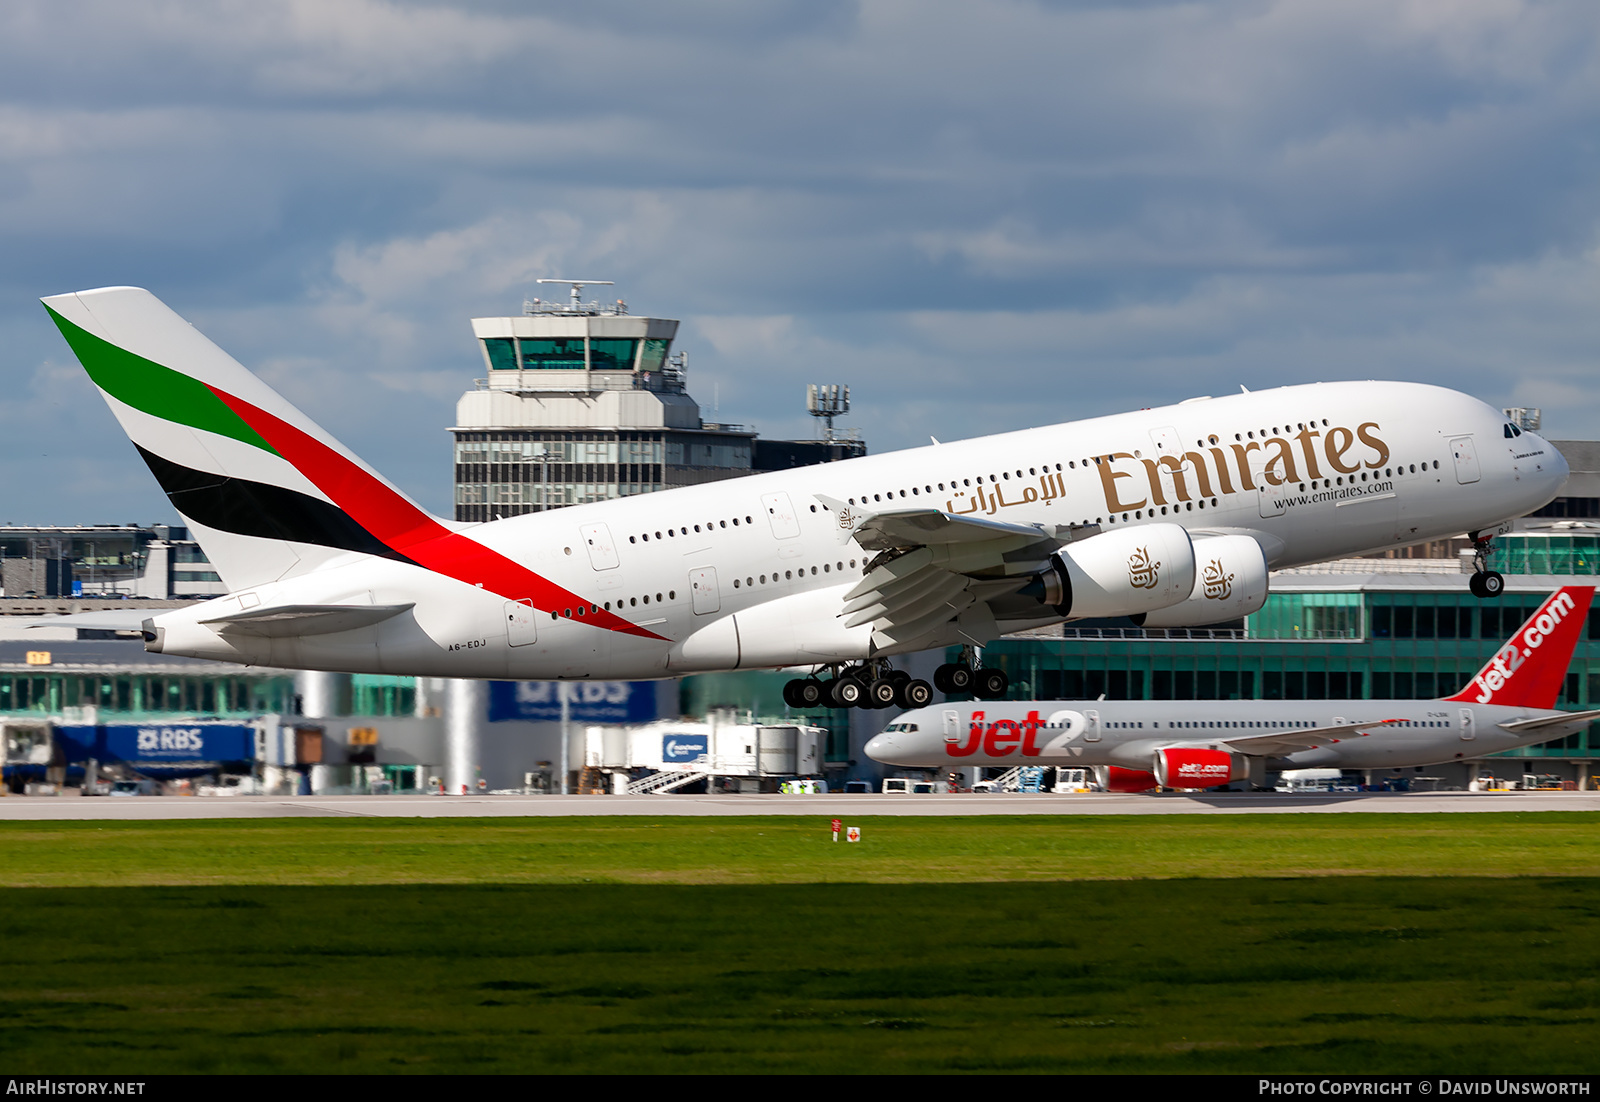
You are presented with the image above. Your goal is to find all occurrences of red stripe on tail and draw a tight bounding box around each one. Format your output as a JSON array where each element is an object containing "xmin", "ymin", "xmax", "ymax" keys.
[
  {"xmin": 206, "ymin": 387, "xmax": 665, "ymax": 641},
  {"xmin": 1444, "ymin": 586, "xmax": 1594, "ymax": 709}
]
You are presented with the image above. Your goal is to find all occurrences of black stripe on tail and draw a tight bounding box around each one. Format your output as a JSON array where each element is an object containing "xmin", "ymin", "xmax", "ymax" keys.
[{"xmin": 134, "ymin": 445, "xmax": 417, "ymax": 565}]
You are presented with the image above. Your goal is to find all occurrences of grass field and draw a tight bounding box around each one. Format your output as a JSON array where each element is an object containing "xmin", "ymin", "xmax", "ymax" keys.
[{"xmin": 3, "ymin": 813, "xmax": 1599, "ymax": 1074}]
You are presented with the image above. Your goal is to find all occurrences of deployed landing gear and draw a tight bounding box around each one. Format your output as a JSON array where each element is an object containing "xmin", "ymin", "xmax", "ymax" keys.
[
  {"xmin": 1468, "ymin": 572, "xmax": 1504, "ymax": 598},
  {"xmin": 781, "ymin": 678, "xmax": 827, "ymax": 709},
  {"xmin": 933, "ymin": 663, "xmax": 973, "ymax": 695},
  {"xmin": 933, "ymin": 646, "xmax": 1009, "ymax": 700},
  {"xmin": 973, "ymin": 667, "xmax": 1010, "ymax": 700},
  {"xmin": 785, "ymin": 663, "xmax": 934, "ymax": 711},
  {"xmin": 1467, "ymin": 531, "xmax": 1505, "ymax": 600}
]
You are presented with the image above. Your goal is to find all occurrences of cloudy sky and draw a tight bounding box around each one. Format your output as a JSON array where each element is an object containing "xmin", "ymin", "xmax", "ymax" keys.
[{"xmin": 3, "ymin": 0, "xmax": 1598, "ymax": 523}]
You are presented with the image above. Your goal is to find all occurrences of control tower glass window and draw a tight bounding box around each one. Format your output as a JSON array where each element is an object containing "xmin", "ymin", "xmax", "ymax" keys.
[
  {"xmin": 518, "ymin": 338, "xmax": 586, "ymax": 370},
  {"xmin": 638, "ymin": 338, "xmax": 669, "ymax": 374},
  {"xmin": 483, "ymin": 338, "xmax": 517, "ymax": 371},
  {"xmin": 588, "ymin": 339, "xmax": 638, "ymax": 371}
]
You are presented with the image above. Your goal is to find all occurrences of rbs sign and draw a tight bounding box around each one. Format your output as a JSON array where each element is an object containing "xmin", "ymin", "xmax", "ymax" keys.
[
  {"xmin": 136, "ymin": 727, "xmax": 205, "ymax": 753},
  {"xmin": 488, "ymin": 681, "xmax": 660, "ymax": 724}
]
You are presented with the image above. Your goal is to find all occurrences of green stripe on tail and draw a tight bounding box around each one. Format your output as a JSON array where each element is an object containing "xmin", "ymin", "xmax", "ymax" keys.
[{"xmin": 46, "ymin": 305, "xmax": 279, "ymax": 456}]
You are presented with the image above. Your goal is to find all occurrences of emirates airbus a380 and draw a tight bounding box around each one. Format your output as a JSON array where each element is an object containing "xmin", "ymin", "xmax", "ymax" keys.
[{"xmin": 43, "ymin": 287, "xmax": 1567, "ymax": 710}]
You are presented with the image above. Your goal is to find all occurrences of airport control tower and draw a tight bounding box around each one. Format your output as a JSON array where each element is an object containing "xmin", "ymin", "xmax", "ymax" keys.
[{"xmin": 450, "ymin": 280, "xmax": 864, "ymax": 523}]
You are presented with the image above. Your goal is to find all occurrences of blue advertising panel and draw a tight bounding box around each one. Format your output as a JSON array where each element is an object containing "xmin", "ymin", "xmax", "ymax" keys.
[
  {"xmin": 99, "ymin": 724, "xmax": 255, "ymax": 764},
  {"xmin": 55, "ymin": 725, "xmax": 100, "ymax": 762},
  {"xmin": 488, "ymin": 681, "xmax": 661, "ymax": 724},
  {"xmin": 662, "ymin": 733, "xmax": 709, "ymax": 763}
]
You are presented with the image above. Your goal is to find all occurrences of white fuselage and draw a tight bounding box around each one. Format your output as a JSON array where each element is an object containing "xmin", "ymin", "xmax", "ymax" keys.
[
  {"xmin": 148, "ymin": 381, "xmax": 1566, "ymax": 679},
  {"xmin": 865, "ymin": 698, "xmax": 1587, "ymax": 773}
]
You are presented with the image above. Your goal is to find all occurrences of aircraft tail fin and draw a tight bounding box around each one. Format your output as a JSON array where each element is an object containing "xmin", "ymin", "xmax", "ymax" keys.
[
  {"xmin": 1442, "ymin": 586, "xmax": 1595, "ymax": 709},
  {"xmin": 42, "ymin": 287, "xmax": 450, "ymax": 591}
]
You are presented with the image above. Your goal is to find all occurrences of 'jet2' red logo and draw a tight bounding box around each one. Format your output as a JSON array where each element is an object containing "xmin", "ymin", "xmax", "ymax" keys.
[{"xmin": 946, "ymin": 711, "xmax": 1046, "ymax": 758}]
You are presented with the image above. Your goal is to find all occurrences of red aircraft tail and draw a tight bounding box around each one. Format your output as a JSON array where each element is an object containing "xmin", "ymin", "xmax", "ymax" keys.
[{"xmin": 1443, "ymin": 586, "xmax": 1595, "ymax": 709}]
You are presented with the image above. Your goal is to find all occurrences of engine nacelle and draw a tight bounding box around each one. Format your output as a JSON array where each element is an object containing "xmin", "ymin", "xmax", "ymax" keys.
[
  {"xmin": 1132, "ymin": 534, "xmax": 1269, "ymax": 628},
  {"xmin": 1152, "ymin": 747, "xmax": 1246, "ymax": 790},
  {"xmin": 1095, "ymin": 765, "xmax": 1159, "ymax": 793},
  {"xmin": 1025, "ymin": 523, "xmax": 1196, "ymax": 621}
]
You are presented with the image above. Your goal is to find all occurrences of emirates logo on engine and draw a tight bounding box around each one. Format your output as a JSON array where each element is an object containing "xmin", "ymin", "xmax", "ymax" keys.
[
  {"xmin": 1128, "ymin": 546, "xmax": 1160, "ymax": 589},
  {"xmin": 1202, "ymin": 558, "xmax": 1234, "ymax": 601}
]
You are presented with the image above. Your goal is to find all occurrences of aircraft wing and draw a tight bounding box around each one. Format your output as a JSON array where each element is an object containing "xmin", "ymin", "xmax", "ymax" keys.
[
  {"xmin": 817, "ymin": 496, "xmax": 1068, "ymax": 649},
  {"xmin": 1217, "ymin": 718, "xmax": 1404, "ymax": 758},
  {"xmin": 1496, "ymin": 709, "xmax": 1600, "ymax": 734},
  {"xmin": 828, "ymin": 502, "xmax": 1049, "ymax": 551}
]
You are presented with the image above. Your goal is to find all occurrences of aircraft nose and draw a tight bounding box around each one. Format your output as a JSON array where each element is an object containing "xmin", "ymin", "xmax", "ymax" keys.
[
  {"xmin": 1545, "ymin": 436, "xmax": 1571, "ymax": 490},
  {"xmin": 863, "ymin": 732, "xmax": 896, "ymax": 763}
]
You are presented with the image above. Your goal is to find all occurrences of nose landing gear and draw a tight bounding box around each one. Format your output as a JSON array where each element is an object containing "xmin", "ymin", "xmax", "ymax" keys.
[{"xmin": 1467, "ymin": 531, "xmax": 1505, "ymax": 599}]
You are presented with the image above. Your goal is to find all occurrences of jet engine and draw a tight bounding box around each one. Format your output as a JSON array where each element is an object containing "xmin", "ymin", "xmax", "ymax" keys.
[
  {"xmin": 1152, "ymin": 747, "xmax": 1245, "ymax": 790},
  {"xmin": 1095, "ymin": 765, "xmax": 1159, "ymax": 793},
  {"xmin": 1019, "ymin": 523, "xmax": 1196, "ymax": 621},
  {"xmin": 1131, "ymin": 534, "xmax": 1269, "ymax": 628}
]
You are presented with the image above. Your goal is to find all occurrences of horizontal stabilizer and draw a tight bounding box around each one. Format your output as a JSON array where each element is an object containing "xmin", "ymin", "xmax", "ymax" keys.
[
  {"xmin": 198, "ymin": 602, "xmax": 415, "ymax": 637},
  {"xmin": 22, "ymin": 610, "xmax": 156, "ymax": 632},
  {"xmin": 1496, "ymin": 709, "xmax": 1600, "ymax": 734}
]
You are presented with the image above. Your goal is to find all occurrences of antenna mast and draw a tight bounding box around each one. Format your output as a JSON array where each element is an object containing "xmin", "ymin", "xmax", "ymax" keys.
[{"xmin": 806, "ymin": 384, "xmax": 850, "ymax": 442}]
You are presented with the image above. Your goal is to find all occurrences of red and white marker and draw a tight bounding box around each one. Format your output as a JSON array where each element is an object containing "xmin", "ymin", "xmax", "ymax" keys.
[{"xmin": 847, "ymin": 826, "xmax": 861, "ymax": 843}]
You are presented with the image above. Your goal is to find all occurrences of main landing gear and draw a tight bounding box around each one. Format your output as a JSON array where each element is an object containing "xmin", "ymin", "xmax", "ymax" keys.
[
  {"xmin": 782, "ymin": 648, "xmax": 1012, "ymax": 711},
  {"xmin": 935, "ymin": 645, "xmax": 1009, "ymax": 701},
  {"xmin": 1467, "ymin": 531, "xmax": 1505, "ymax": 600},
  {"xmin": 782, "ymin": 660, "xmax": 934, "ymax": 712}
]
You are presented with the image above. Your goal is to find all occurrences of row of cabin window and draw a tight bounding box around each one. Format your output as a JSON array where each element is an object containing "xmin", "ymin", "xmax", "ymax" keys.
[
  {"xmin": 732, "ymin": 561, "xmax": 857, "ymax": 589},
  {"xmin": 631, "ymin": 516, "xmax": 756, "ymax": 544},
  {"xmin": 551, "ymin": 559, "xmax": 864, "ymax": 620},
  {"xmin": 554, "ymin": 591, "xmax": 678, "ymax": 619}
]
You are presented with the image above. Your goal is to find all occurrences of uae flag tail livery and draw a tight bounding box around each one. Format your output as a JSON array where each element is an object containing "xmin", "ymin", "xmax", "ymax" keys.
[
  {"xmin": 1443, "ymin": 586, "xmax": 1595, "ymax": 709},
  {"xmin": 42, "ymin": 286, "xmax": 651, "ymax": 640}
]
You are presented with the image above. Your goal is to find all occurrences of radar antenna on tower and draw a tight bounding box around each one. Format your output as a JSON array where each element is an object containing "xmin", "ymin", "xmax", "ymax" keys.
[
  {"xmin": 527, "ymin": 278, "xmax": 622, "ymax": 316},
  {"xmin": 807, "ymin": 384, "xmax": 850, "ymax": 442}
]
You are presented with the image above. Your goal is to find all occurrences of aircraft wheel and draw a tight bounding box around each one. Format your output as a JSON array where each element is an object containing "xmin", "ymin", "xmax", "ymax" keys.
[
  {"xmin": 974, "ymin": 668, "xmax": 1009, "ymax": 700},
  {"xmin": 897, "ymin": 679, "xmax": 934, "ymax": 709},
  {"xmin": 935, "ymin": 663, "xmax": 973, "ymax": 694},
  {"xmin": 867, "ymin": 678, "xmax": 899, "ymax": 709},
  {"xmin": 829, "ymin": 677, "xmax": 865, "ymax": 709},
  {"xmin": 1469, "ymin": 573, "xmax": 1486, "ymax": 598},
  {"xmin": 795, "ymin": 679, "xmax": 826, "ymax": 709},
  {"xmin": 782, "ymin": 679, "xmax": 803, "ymax": 708},
  {"xmin": 1480, "ymin": 571, "xmax": 1505, "ymax": 598}
]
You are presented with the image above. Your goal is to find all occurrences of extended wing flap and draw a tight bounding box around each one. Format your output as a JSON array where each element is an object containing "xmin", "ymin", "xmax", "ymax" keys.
[
  {"xmin": 198, "ymin": 602, "xmax": 415, "ymax": 638},
  {"xmin": 1218, "ymin": 718, "xmax": 1403, "ymax": 758}
]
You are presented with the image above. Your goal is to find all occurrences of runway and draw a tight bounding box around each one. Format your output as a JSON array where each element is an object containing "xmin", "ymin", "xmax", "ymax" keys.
[{"xmin": 3, "ymin": 790, "xmax": 1598, "ymax": 819}]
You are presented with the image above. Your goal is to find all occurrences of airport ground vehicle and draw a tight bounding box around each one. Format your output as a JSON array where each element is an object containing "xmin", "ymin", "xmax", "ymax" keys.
[{"xmin": 44, "ymin": 287, "xmax": 1565, "ymax": 699}]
